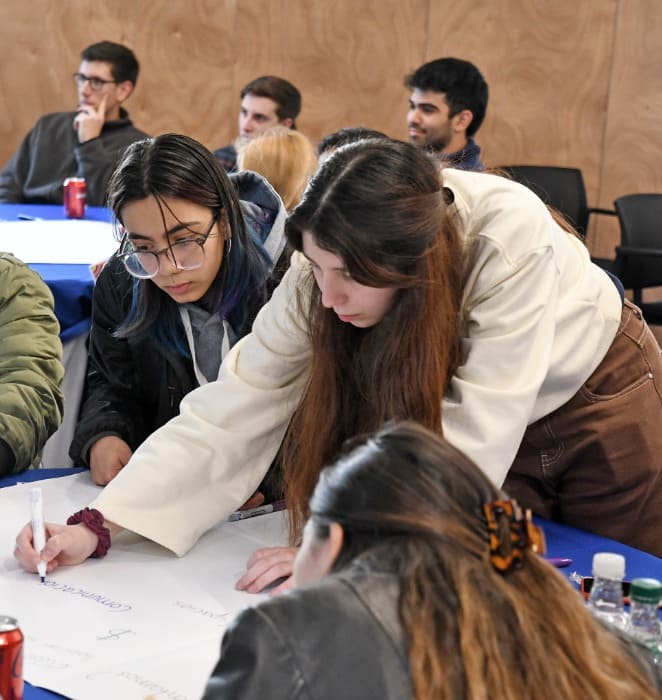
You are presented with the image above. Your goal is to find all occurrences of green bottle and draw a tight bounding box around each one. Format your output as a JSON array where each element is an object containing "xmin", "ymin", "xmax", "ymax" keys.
[{"xmin": 626, "ymin": 577, "xmax": 662, "ymax": 663}]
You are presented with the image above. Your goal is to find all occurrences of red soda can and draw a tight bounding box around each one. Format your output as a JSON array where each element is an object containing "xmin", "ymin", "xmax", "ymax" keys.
[
  {"xmin": 0, "ymin": 616, "xmax": 23, "ymax": 700},
  {"xmin": 63, "ymin": 177, "xmax": 87, "ymax": 219}
]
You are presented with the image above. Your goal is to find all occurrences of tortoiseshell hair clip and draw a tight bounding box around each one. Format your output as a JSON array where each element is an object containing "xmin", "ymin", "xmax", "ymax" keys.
[{"xmin": 483, "ymin": 499, "xmax": 546, "ymax": 573}]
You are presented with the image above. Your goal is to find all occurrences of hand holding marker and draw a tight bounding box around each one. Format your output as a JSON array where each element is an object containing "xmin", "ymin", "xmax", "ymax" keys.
[{"xmin": 30, "ymin": 487, "xmax": 47, "ymax": 582}]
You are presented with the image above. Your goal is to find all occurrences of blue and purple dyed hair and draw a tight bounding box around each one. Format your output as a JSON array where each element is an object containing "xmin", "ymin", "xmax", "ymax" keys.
[{"xmin": 107, "ymin": 133, "xmax": 271, "ymax": 354}]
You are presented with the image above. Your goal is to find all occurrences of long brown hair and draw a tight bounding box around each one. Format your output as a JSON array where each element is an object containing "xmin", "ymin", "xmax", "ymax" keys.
[
  {"xmin": 284, "ymin": 139, "xmax": 464, "ymax": 538},
  {"xmin": 309, "ymin": 421, "xmax": 659, "ymax": 700}
]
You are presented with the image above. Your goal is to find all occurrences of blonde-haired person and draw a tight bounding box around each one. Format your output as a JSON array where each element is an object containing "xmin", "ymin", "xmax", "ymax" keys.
[
  {"xmin": 202, "ymin": 422, "xmax": 662, "ymax": 700},
  {"xmin": 237, "ymin": 127, "xmax": 317, "ymax": 210}
]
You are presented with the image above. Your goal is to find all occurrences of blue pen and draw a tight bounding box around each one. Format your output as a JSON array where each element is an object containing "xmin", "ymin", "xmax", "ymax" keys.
[{"xmin": 17, "ymin": 214, "xmax": 43, "ymax": 221}]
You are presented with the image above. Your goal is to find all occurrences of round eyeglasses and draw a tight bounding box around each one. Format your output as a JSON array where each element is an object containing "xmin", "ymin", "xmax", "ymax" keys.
[
  {"xmin": 119, "ymin": 216, "xmax": 219, "ymax": 280},
  {"xmin": 72, "ymin": 72, "xmax": 118, "ymax": 91}
]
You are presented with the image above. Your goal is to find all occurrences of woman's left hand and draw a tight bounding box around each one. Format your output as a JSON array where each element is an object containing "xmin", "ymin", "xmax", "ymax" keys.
[{"xmin": 235, "ymin": 546, "xmax": 297, "ymax": 595}]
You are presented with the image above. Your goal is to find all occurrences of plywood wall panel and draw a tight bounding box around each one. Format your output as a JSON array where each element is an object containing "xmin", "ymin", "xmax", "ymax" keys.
[
  {"xmin": 0, "ymin": 0, "xmax": 136, "ymax": 160},
  {"xmin": 589, "ymin": 0, "xmax": 662, "ymax": 260},
  {"xmin": 425, "ymin": 0, "xmax": 617, "ymax": 203},
  {"xmin": 600, "ymin": 0, "xmax": 662, "ymax": 200},
  {"xmin": 233, "ymin": 0, "xmax": 428, "ymax": 145},
  {"xmin": 130, "ymin": 1, "xmax": 237, "ymax": 150},
  {"xmin": 0, "ymin": 0, "xmax": 659, "ymax": 228}
]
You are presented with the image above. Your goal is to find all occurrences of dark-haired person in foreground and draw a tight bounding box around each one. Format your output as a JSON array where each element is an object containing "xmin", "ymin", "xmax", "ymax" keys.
[
  {"xmin": 0, "ymin": 41, "xmax": 148, "ymax": 205},
  {"xmin": 316, "ymin": 125, "xmax": 388, "ymax": 163},
  {"xmin": 405, "ymin": 56, "xmax": 488, "ymax": 170},
  {"xmin": 214, "ymin": 75, "xmax": 302, "ymax": 173},
  {"xmin": 203, "ymin": 422, "xmax": 661, "ymax": 700}
]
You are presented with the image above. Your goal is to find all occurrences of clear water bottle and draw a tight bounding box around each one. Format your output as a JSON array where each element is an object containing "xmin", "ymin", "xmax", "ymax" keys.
[
  {"xmin": 625, "ymin": 577, "xmax": 662, "ymax": 662},
  {"xmin": 587, "ymin": 552, "xmax": 628, "ymax": 629}
]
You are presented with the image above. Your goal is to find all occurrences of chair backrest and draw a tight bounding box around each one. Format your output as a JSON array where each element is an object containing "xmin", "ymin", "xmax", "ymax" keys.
[
  {"xmin": 500, "ymin": 165, "xmax": 589, "ymax": 233},
  {"xmin": 614, "ymin": 194, "xmax": 662, "ymax": 248},
  {"xmin": 614, "ymin": 193, "xmax": 662, "ymax": 292}
]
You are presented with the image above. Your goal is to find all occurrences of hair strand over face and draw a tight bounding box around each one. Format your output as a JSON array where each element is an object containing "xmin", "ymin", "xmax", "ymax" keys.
[{"xmin": 282, "ymin": 139, "xmax": 465, "ymax": 539}]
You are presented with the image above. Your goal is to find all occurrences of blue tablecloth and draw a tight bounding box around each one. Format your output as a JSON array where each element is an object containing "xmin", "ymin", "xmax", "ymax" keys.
[
  {"xmin": 0, "ymin": 203, "xmax": 113, "ymax": 341},
  {"xmin": 0, "ymin": 203, "xmax": 112, "ymax": 224},
  {"xmin": 1, "ymin": 468, "xmax": 85, "ymax": 485},
  {"xmin": 5, "ymin": 468, "xmax": 661, "ymax": 700}
]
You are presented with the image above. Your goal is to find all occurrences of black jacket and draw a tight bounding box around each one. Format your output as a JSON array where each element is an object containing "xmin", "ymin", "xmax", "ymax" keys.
[
  {"xmin": 202, "ymin": 567, "xmax": 413, "ymax": 700},
  {"xmin": 70, "ymin": 253, "xmax": 199, "ymax": 465},
  {"xmin": 70, "ymin": 173, "xmax": 288, "ymax": 475}
]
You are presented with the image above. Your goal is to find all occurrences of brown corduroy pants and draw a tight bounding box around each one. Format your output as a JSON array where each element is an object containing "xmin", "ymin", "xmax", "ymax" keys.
[{"xmin": 504, "ymin": 300, "xmax": 662, "ymax": 557}]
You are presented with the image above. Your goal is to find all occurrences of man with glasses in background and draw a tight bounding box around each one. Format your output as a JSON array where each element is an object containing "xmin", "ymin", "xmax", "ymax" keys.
[{"xmin": 0, "ymin": 41, "xmax": 148, "ymax": 206}]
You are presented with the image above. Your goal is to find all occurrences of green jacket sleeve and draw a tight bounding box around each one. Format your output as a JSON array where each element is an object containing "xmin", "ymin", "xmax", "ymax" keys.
[{"xmin": 0, "ymin": 253, "xmax": 64, "ymax": 473}]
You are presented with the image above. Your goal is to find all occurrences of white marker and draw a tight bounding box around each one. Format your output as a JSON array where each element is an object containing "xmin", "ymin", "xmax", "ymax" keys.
[{"xmin": 30, "ymin": 487, "xmax": 47, "ymax": 582}]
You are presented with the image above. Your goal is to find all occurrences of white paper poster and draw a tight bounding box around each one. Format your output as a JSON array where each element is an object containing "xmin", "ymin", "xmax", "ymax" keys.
[
  {"xmin": 0, "ymin": 220, "xmax": 118, "ymax": 264},
  {"xmin": 0, "ymin": 473, "xmax": 289, "ymax": 699}
]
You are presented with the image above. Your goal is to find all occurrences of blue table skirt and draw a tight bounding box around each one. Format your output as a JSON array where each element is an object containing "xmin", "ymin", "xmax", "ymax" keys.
[
  {"xmin": 0, "ymin": 203, "xmax": 113, "ymax": 342},
  {"xmin": 5, "ymin": 467, "xmax": 661, "ymax": 699},
  {"xmin": 2, "ymin": 468, "xmax": 85, "ymax": 485},
  {"xmin": 28, "ymin": 264, "xmax": 94, "ymax": 342}
]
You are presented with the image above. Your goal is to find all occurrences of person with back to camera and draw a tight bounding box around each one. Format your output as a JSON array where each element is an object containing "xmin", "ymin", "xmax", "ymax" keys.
[
  {"xmin": 0, "ymin": 253, "xmax": 64, "ymax": 476},
  {"xmin": 202, "ymin": 422, "xmax": 662, "ymax": 700},
  {"xmin": 14, "ymin": 139, "xmax": 662, "ymax": 589},
  {"xmin": 0, "ymin": 40, "xmax": 148, "ymax": 205},
  {"xmin": 68, "ymin": 133, "xmax": 288, "ymax": 488},
  {"xmin": 237, "ymin": 126, "xmax": 317, "ymax": 211},
  {"xmin": 316, "ymin": 126, "xmax": 389, "ymax": 163},
  {"xmin": 406, "ymin": 57, "xmax": 488, "ymax": 170}
]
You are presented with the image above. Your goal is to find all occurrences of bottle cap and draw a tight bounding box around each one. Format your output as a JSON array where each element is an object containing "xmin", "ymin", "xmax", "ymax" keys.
[
  {"xmin": 592, "ymin": 552, "xmax": 625, "ymax": 580},
  {"xmin": 630, "ymin": 578, "xmax": 662, "ymax": 604}
]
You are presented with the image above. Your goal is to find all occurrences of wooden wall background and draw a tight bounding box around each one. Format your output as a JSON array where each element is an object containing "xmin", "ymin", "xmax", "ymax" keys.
[{"xmin": 1, "ymin": 0, "xmax": 660, "ymax": 259}]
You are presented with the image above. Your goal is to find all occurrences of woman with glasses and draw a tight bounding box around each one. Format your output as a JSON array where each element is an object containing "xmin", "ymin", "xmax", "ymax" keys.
[
  {"xmin": 203, "ymin": 422, "xmax": 661, "ymax": 700},
  {"xmin": 69, "ymin": 133, "xmax": 287, "ymax": 487}
]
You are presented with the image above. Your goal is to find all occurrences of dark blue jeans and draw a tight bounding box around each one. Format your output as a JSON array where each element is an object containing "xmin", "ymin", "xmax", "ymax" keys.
[{"xmin": 504, "ymin": 300, "xmax": 662, "ymax": 557}]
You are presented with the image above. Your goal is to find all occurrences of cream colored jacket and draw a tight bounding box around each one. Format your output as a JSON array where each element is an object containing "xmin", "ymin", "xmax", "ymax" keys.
[{"xmin": 93, "ymin": 169, "xmax": 621, "ymax": 555}]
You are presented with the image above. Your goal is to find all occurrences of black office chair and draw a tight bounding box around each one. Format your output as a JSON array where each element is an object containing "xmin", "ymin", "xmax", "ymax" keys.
[
  {"xmin": 500, "ymin": 165, "xmax": 617, "ymax": 270},
  {"xmin": 613, "ymin": 193, "xmax": 662, "ymax": 325}
]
